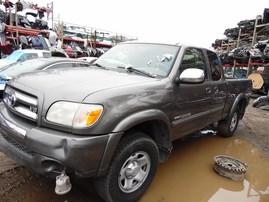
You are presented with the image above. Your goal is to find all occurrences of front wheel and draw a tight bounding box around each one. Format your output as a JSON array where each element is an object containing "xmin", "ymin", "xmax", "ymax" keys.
[
  {"xmin": 94, "ymin": 131, "xmax": 159, "ymax": 202},
  {"xmin": 217, "ymin": 108, "xmax": 239, "ymax": 137}
]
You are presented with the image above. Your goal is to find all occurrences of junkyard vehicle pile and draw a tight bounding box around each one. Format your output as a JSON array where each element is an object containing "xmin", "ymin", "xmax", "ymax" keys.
[
  {"xmin": 212, "ymin": 8, "xmax": 269, "ymax": 106},
  {"xmin": 0, "ymin": 1, "xmax": 137, "ymax": 59},
  {"xmin": 212, "ymin": 9, "xmax": 269, "ymax": 65}
]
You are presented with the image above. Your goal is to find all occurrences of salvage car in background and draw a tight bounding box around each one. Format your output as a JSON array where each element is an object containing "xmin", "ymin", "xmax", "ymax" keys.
[
  {"xmin": 253, "ymin": 95, "xmax": 269, "ymax": 110},
  {"xmin": 0, "ymin": 57, "xmax": 91, "ymax": 100},
  {"xmin": 0, "ymin": 49, "xmax": 52, "ymax": 70}
]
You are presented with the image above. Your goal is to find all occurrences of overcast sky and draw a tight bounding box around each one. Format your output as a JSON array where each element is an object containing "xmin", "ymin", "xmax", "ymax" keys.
[{"xmin": 19, "ymin": 0, "xmax": 269, "ymax": 48}]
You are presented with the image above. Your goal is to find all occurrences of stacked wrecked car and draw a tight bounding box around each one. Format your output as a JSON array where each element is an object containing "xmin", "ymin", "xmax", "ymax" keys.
[{"xmin": 212, "ymin": 8, "xmax": 269, "ymax": 101}]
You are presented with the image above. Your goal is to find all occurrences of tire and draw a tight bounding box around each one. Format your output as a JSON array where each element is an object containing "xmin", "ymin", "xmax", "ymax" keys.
[
  {"xmin": 213, "ymin": 155, "xmax": 247, "ymax": 181},
  {"xmin": 217, "ymin": 108, "xmax": 239, "ymax": 137},
  {"xmin": 94, "ymin": 131, "xmax": 159, "ymax": 202}
]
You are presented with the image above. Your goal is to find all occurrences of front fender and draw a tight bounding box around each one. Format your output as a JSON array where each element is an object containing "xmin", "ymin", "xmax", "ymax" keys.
[
  {"xmin": 112, "ymin": 109, "xmax": 170, "ymax": 132},
  {"xmin": 98, "ymin": 109, "xmax": 171, "ymax": 176}
]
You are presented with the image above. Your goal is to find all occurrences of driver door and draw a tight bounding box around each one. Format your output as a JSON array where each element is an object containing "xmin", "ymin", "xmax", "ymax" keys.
[{"xmin": 171, "ymin": 47, "xmax": 212, "ymax": 140}]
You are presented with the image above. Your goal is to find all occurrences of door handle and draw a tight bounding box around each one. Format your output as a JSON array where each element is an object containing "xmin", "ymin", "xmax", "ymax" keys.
[{"xmin": 206, "ymin": 87, "xmax": 211, "ymax": 93}]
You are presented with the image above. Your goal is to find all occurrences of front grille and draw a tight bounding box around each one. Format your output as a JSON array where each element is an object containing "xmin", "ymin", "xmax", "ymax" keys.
[
  {"xmin": 3, "ymin": 86, "xmax": 38, "ymax": 122},
  {"xmin": 1, "ymin": 132, "xmax": 35, "ymax": 157}
]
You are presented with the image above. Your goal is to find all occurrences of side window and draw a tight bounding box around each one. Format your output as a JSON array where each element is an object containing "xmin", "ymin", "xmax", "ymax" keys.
[
  {"xmin": 17, "ymin": 55, "xmax": 25, "ymax": 62},
  {"xmin": 72, "ymin": 63, "xmax": 90, "ymax": 67},
  {"xmin": 207, "ymin": 50, "xmax": 222, "ymax": 81},
  {"xmin": 26, "ymin": 53, "xmax": 38, "ymax": 60},
  {"xmin": 42, "ymin": 52, "xmax": 52, "ymax": 58},
  {"xmin": 180, "ymin": 48, "xmax": 207, "ymax": 79},
  {"xmin": 47, "ymin": 63, "xmax": 73, "ymax": 69},
  {"xmin": 47, "ymin": 62, "xmax": 90, "ymax": 69}
]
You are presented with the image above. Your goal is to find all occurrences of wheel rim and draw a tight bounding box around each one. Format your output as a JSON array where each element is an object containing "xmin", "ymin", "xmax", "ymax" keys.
[
  {"xmin": 118, "ymin": 151, "xmax": 151, "ymax": 193},
  {"xmin": 214, "ymin": 155, "xmax": 247, "ymax": 181},
  {"xmin": 230, "ymin": 111, "xmax": 238, "ymax": 132}
]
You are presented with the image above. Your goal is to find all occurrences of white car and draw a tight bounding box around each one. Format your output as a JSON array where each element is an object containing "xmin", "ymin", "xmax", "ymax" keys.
[
  {"xmin": 0, "ymin": 49, "xmax": 52, "ymax": 69},
  {"xmin": 0, "ymin": 57, "xmax": 91, "ymax": 99}
]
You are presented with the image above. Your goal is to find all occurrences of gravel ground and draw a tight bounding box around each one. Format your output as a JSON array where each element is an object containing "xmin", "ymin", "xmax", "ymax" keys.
[{"xmin": 237, "ymin": 98, "xmax": 269, "ymax": 158}]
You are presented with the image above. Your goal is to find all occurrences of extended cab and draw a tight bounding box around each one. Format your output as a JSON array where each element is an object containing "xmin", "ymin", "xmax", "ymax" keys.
[{"xmin": 0, "ymin": 42, "xmax": 252, "ymax": 202}]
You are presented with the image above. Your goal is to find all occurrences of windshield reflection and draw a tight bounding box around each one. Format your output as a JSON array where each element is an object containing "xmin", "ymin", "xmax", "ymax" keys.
[{"xmin": 94, "ymin": 43, "xmax": 180, "ymax": 77}]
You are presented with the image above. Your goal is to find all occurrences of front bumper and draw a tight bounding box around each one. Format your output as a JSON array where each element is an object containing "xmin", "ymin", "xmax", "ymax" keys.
[{"xmin": 0, "ymin": 104, "xmax": 121, "ymax": 178}]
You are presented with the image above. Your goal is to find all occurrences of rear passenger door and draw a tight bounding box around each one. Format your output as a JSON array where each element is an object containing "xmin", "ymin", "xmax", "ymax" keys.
[{"xmin": 171, "ymin": 47, "xmax": 212, "ymax": 139}]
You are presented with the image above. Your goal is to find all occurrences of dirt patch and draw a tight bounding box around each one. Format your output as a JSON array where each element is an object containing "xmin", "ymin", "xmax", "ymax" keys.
[
  {"xmin": 0, "ymin": 166, "xmax": 103, "ymax": 202},
  {"xmin": 0, "ymin": 152, "xmax": 18, "ymax": 174},
  {"xmin": 237, "ymin": 99, "xmax": 269, "ymax": 158}
]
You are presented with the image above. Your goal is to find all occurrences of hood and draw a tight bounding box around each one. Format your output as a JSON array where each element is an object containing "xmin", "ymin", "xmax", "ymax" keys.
[{"xmin": 12, "ymin": 68, "xmax": 157, "ymax": 102}]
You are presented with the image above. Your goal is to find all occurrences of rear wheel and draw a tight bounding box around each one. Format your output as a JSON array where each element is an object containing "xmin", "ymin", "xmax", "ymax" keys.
[
  {"xmin": 94, "ymin": 131, "xmax": 159, "ymax": 202},
  {"xmin": 217, "ymin": 108, "xmax": 239, "ymax": 137}
]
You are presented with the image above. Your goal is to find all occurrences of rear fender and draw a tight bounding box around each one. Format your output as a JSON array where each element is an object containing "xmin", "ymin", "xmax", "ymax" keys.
[{"xmin": 228, "ymin": 93, "xmax": 248, "ymax": 119}]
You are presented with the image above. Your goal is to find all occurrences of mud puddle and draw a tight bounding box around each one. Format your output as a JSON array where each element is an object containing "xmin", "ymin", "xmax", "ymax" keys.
[
  {"xmin": 141, "ymin": 134, "xmax": 269, "ymax": 202},
  {"xmin": 0, "ymin": 133, "xmax": 268, "ymax": 201}
]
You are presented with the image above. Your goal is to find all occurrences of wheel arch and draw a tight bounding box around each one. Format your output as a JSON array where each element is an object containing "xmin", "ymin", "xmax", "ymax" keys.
[
  {"xmin": 112, "ymin": 109, "xmax": 170, "ymax": 133},
  {"xmin": 113, "ymin": 109, "xmax": 172, "ymax": 162},
  {"xmin": 126, "ymin": 119, "xmax": 172, "ymax": 163},
  {"xmin": 98, "ymin": 110, "xmax": 172, "ymax": 176},
  {"xmin": 228, "ymin": 93, "xmax": 249, "ymax": 120}
]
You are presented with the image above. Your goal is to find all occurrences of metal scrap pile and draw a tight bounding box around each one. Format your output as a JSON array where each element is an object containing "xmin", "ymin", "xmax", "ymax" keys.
[
  {"xmin": 0, "ymin": 1, "xmax": 136, "ymax": 59},
  {"xmin": 212, "ymin": 9, "xmax": 269, "ymax": 65},
  {"xmin": 212, "ymin": 8, "xmax": 269, "ymax": 98},
  {"xmin": 0, "ymin": 1, "xmax": 53, "ymax": 55}
]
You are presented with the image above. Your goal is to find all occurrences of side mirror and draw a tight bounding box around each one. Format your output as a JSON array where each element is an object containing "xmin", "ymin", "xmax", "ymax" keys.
[{"xmin": 179, "ymin": 68, "xmax": 205, "ymax": 84}]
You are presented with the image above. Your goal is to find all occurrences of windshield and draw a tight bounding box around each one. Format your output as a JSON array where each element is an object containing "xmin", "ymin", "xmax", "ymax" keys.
[
  {"xmin": 94, "ymin": 43, "xmax": 180, "ymax": 77},
  {"xmin": 4, "ymin": 51, "xmax": 23, "ymax": 61},
  {"xmin": 0, "ymin": 59, "xmax": 48, "ymax": 77}
]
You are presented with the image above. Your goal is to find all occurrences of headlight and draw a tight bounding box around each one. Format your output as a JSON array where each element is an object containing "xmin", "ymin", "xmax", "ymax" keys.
[{"xmin": 46, "ymin": 101, "xmax": 103, "ymax": 128}]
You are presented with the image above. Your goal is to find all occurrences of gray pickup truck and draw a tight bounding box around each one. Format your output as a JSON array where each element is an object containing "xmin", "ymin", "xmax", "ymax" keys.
[{"xmin": 0, "ymin": 42, "xmax": 252, "ymax": 202}]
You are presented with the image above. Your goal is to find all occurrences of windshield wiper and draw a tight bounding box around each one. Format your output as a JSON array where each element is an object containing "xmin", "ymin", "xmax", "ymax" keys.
[
  {"xmin": 91, "ymin": 63, "xmax": 108, "ymax": 70},
  {"xmin": 118, "ymin": 65, "xmax": 155, "ymax": 78}
]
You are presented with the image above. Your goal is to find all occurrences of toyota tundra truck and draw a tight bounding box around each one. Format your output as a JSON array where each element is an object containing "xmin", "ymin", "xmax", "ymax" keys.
[{"xmin": 0, "ymin": 42, "xmax": 252, "ymax": 202}]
